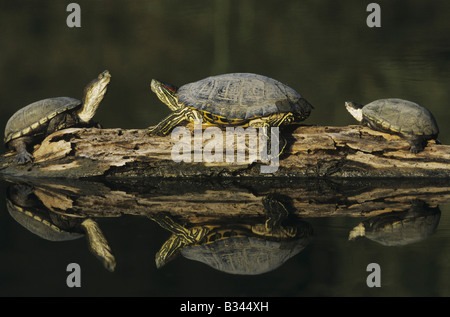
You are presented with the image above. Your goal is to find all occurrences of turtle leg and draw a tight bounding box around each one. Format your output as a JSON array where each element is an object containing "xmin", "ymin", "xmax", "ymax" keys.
[
  {"xmin": 262, "ymin": 194, "xmax": 290, "ymax": 231},
  {"xmin": 46, "ymin": 113, "xmax": 79, "ymax": 134},
  {"xmin": 260, "ymin": 124, "xmax": 287, "ymax": 159},
  {"xmin": 249, "ymin": 113, "xmax": 292, "ymax": 158},
  {"xmin": 404, "ymin": 135, "xmax": 425, "ymax": 153},
  {"xmin": 261, "ymin": 194, "xmax": 297, "ymax": 238},
  {"xmin": 9, "ymin": 137, "xmax": 34, "ymax": 164},
  {"xmin": 147, "ymin": 107, "xmax": 200, "ymax": 136}
]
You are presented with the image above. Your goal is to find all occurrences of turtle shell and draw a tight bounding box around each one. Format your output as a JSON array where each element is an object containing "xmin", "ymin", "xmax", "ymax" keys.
[
  {"xmin": 181, "ymin": 236, "xmax": 310, "ymax": 275},
  {"xmin": 4, "ymin": 97, "xmax": 81, "ymax": 144},
  {"xmin": 349, "ymin": 205, "xmax": 441, "ymax": 246},
  {"xmin": 177, "ymin": 73, "xmax": 312, "ymax": 120},
  {"xmin": 362, "ymin": 99, "xmax": 439, "ymax": 136},
  {"xmin": 6, "ymin": 198, "xmax": 83, "ymax": 242}
]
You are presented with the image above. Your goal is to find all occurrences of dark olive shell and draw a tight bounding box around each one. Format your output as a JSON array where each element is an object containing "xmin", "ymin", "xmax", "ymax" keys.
[
  {"xmin": 177, "ymin": 73, "xmax": 312, "ymax": 120},
  {"xmin": 362, "ymin": 99, "xmax": 439, "ymax": 136},
  {"xmin": 4, "ymin": 97, "xmax": 80, "ymax": 144}
]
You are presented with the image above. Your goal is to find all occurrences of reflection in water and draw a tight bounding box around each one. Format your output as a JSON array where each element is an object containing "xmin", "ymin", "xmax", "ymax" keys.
[
  {"xmin": 149, "ymin": 194, "xmax": 313, "ymax": 275},
  {"xmin": 349, "ymin": 200, "xmax": 441, "ymax": 246},
  {"xmin": 1, "ymin": 176, "xmax": 447, "ymax": 278},
  {"xmin": 6, "ymin": 182, "xmax": 116, "ymax": 271},
  {"xmin": 180, "ymin": 224, "xmax": 311, "ymax": 275}
]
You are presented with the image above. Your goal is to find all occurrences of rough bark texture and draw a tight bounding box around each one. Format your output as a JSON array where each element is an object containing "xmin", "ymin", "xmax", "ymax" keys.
[
  {"xmin": 5, "ymin": 177, "xmax": 450, "ymax": 222},
  {"xmin": 1, "ymin": 125, "xmax": 449, "ymax": 178}
]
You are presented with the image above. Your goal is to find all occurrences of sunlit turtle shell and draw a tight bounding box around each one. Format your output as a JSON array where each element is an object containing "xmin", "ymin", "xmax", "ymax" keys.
[
  {"xmin": 4, "ymin": 97, "xmax": 81, "ymax": 144},
  {"xmin": 178, "ymin": 73, "xmax": 313, "ymax": 123}
]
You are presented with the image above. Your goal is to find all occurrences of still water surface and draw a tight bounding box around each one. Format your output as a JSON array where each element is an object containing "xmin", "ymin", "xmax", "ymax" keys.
[
  {"xmin": 0, "ymin": 1, "xmax": 450, "ymax": 297},
  {"xmin": 0, "ymin": 177, "xmax": 449, "ymax": 297}
]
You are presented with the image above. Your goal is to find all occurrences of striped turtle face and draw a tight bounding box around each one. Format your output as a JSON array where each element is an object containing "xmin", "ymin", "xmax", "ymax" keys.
[{"xmin": 150, "ymin": 79, "xmax": 181, "ymax": 112}]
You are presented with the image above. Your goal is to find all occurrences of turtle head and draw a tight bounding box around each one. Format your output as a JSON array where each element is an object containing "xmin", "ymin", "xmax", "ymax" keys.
[
  {"xmin": 155, "ymin": 234, "xmax": 185, "ymax": 269},
  {"xmin": 77, "ymin": 70, "xmax": 111, "ymax": 123},
  {"xmin": 345, "ymin": 101, "xmax": 364, "ymax": 123},
  {"xmin": 151, "ymin": 79, "xmax": 181, "ymax": 111}
]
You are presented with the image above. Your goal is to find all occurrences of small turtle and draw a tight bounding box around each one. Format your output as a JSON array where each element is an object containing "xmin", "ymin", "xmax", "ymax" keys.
[
  {"xmin": 345, "ymin": 98, "xmax": 439, "ymax": 153},
  {"xmin": 4, "ymin": 70, "xmax": 111, "ymax": 164},
  {"xmin": 6, "ymin": 182, "xmax": 116, "ymax": 271},
  {"xmin": 348, "ymin": 201, "xmax": 441, "ymax": 246},
  {"xmin": 147, "ymin": 73, "xmax": 313, "ymax": 155}
]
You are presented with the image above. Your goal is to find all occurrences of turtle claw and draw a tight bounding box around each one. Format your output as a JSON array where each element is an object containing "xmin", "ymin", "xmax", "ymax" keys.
[
  {"xmin": 409, "ymin": 142, "xmax": 424, "ymax": 154},
  {"xmin": 147, "ymin": 127, "xmax": 169, "ymax": 137},
  {"xmin": 146, "ymin": 128, "xmax": 157, "ymax": 136},
  {"xmin": 14, "ymin": 152, "xmax": 33, "ymax": 165},
  {"xmin": 146, "ymin": 126, "xmax": 163, "ymax": 136}
]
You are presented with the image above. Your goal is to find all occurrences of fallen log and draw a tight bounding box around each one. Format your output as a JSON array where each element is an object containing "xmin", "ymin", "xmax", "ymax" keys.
[{"xmin": 0, "ymin": 125, "xmax": 449, "ymax": 178}]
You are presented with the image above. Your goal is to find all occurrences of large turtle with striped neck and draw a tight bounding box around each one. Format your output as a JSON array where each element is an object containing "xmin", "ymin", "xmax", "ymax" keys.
[
  {"xmin": 154, "ymin": 218, "xmax": 312, "ymax": 275},
  {"xmin": 147, "ymin": 73, "xmax": 313, "ymax": 155},
  {"xmin": 4, "ymin": 70, "xmax": 111, "ymax": 164},
  {"xmin": 150, "ymin": 195, "xmax": 313, "ymax": 274}
]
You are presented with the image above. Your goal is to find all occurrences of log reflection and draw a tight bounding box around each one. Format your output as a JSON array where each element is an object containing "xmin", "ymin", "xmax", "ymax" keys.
[{"xmin": 3, "ymin": 177, "xmax": 447, "ymax": 272}]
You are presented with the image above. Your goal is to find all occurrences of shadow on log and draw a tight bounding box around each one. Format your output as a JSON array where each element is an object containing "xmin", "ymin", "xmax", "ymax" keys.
[{"xmin": 1, "ymin": 125, "xmax": 450, "ymax": 178}]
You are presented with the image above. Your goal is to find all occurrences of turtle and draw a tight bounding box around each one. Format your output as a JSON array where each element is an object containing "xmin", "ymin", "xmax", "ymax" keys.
[
  {"xmin": 180, "ymin": 228, "xmax": 312, "ymax": 275},
  {"xmin": 345, "ymin": 98, "xmax": 439, "ymax": 153},
  {"xmin": 149, "ymin": 194, "xmax": 313, "ymax": 273},
  {"xmin": 348, "ymin": 200, "xmax": 441, "ymax": 246},
  {"xmin": 147, "ymin": 73, "xmax": 313, "ymax": 155},
  {"xmin": 4, "ymin": 70, "xmax": 111, "ymax": 164},
  {"xmin": 151, "ymin": 215, "xmax": 312, "ymax": 274},
  {"xmin": 6, "ymin": 181, "xmax": 116, "ymax": 272}
]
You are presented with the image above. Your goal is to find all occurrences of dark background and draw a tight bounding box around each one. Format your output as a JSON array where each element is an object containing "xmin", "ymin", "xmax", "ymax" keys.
[{"xmin": 0, "ymin": 0, "xmax": 449, "ymax": 297}]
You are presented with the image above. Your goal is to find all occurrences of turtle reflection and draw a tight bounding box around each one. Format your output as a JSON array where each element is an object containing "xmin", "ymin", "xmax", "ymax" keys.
[
  {"xmin": 150, "ymin": 195, "xmax": 313, "ymax": 275},
  {"xmin": 348, "ymin": 200, "xmax": 441, "ymax": 246},
  {"xmin": 6, "ymin": 181, "xmax": 116, "ymax": 271}
]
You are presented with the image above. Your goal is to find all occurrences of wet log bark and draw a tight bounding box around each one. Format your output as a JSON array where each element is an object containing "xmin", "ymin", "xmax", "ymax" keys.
[{"xmin": 1, "ymin": 125, "xmax": 449, "ymax": 179}]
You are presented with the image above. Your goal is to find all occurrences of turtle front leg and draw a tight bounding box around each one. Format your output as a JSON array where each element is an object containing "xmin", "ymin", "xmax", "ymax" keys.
[
  {"xmin": 147, "ymin": 107, "xmax": 199, "ymax": 136},
  {"xmin": 9, "ymin": 137, "xmax": 34, "ymax": 165}
]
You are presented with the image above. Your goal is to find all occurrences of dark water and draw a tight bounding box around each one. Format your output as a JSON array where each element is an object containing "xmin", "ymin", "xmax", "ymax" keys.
[
  {"xmin": 1, "ymin": 0, "xmax": 450, "ymax": 298},
  {"xmin": 0, "ymin": 177, "xmax": 449, "ymax": 297}
]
